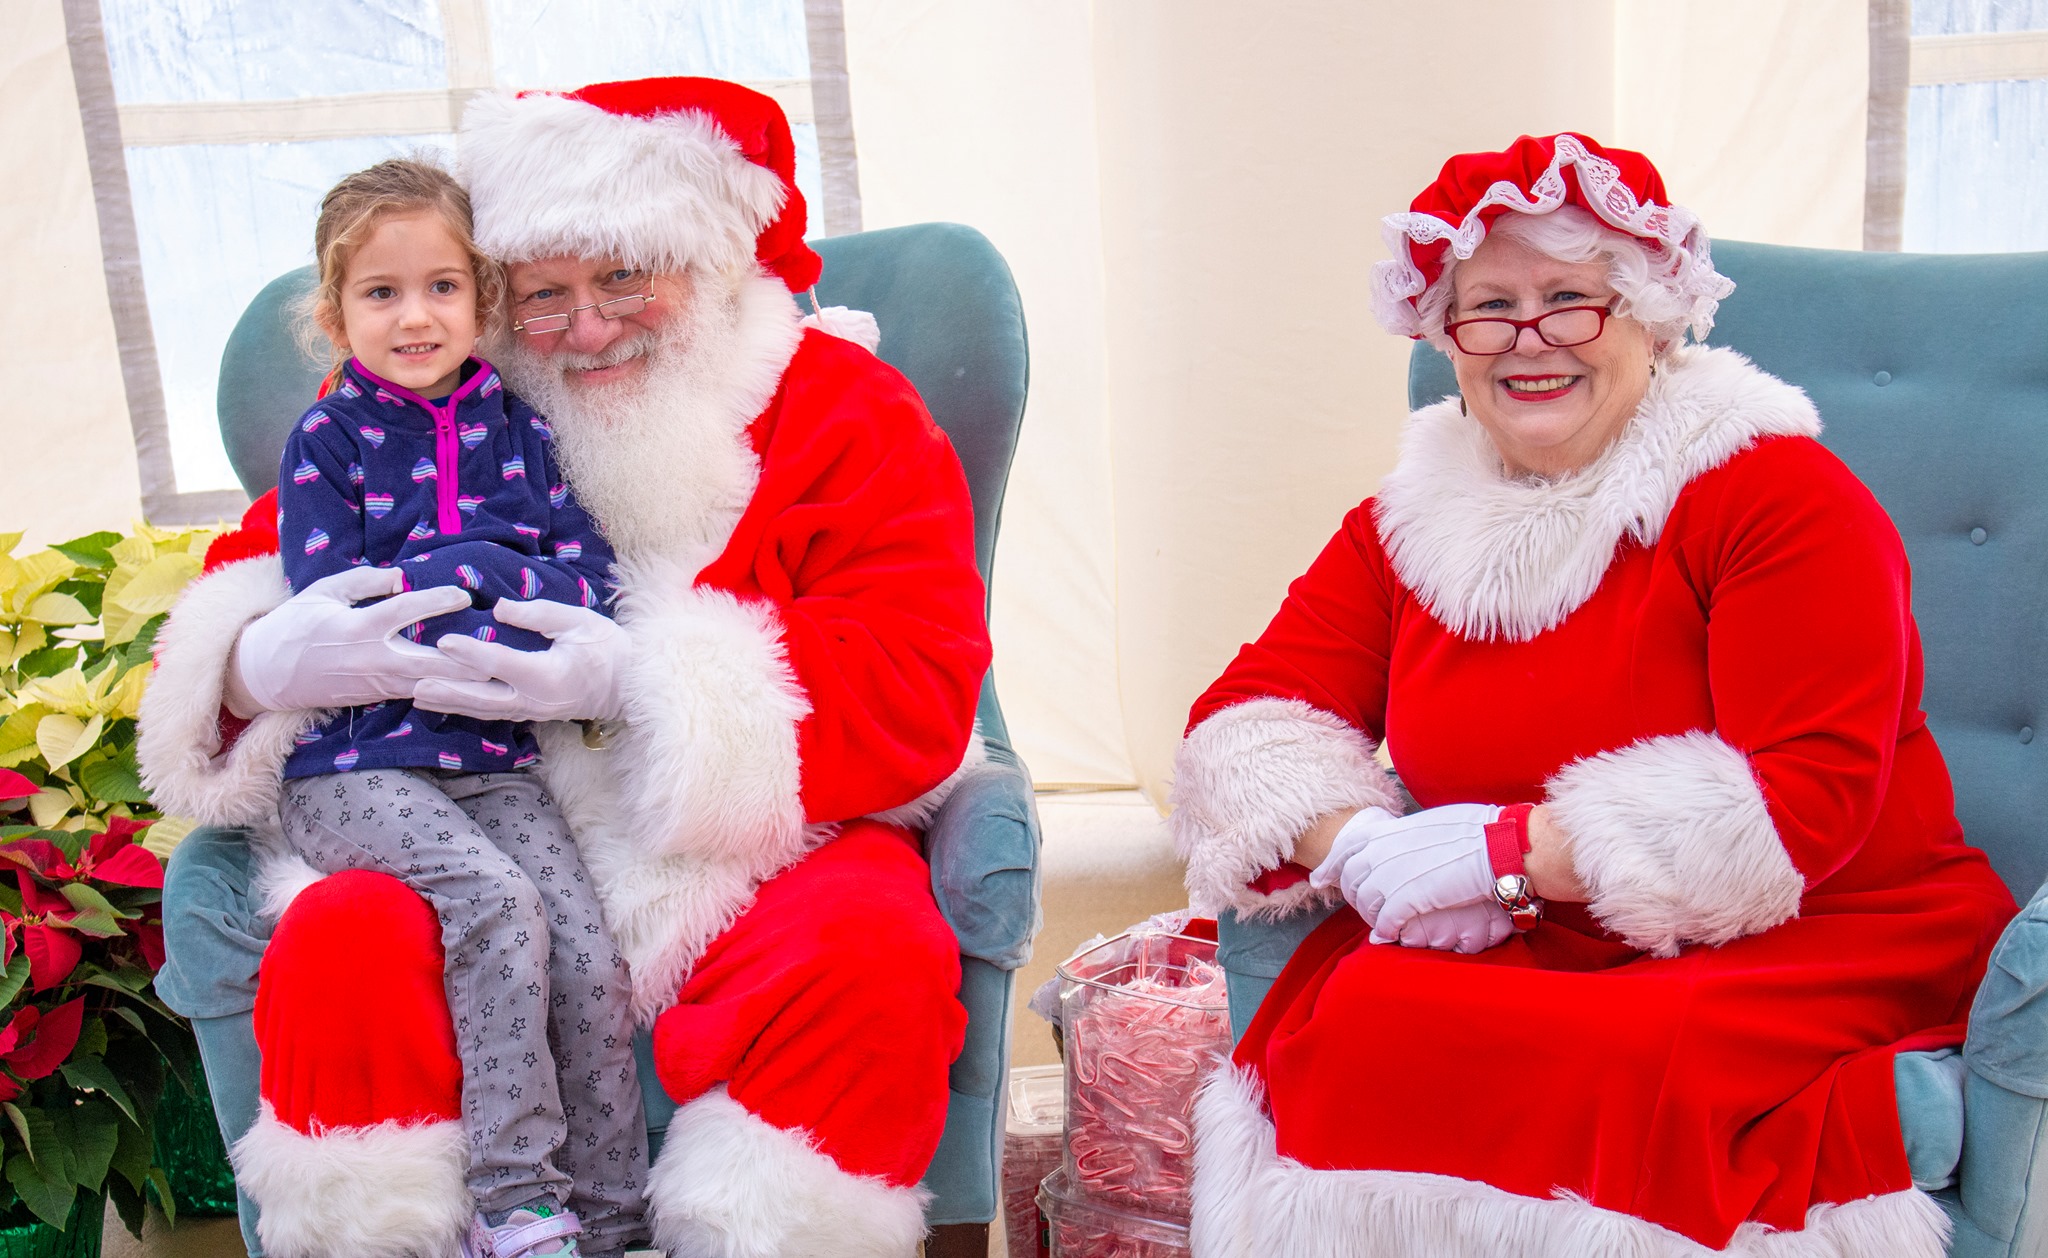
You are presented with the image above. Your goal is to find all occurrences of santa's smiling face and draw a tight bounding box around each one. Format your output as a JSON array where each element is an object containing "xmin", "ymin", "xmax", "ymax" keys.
[
  {"xmin": 496, "ymin": 255, "xmax": 757, "ymax": 560},
  {"xmin": 502, "ymin": 255, "xmax": 696, "ymax": 399}
]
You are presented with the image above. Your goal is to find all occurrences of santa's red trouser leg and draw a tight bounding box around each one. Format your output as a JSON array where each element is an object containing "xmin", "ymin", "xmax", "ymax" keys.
[
  {"xmin": 647, "ymin": 820, "xmax": 968, "ymax": 1258},
  {"xmin": 234, "ymin": 870, "xmax": 471, "ymax": 1258},
  {"xmin": 237, "ymin": 822, "xmax": 964, "ymax": 1258}
]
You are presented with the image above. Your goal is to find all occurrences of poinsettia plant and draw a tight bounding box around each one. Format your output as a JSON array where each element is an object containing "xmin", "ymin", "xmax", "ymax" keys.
[{"xmin": 0, "ymin": 525, "xmax": 220, "ymax": 1235}]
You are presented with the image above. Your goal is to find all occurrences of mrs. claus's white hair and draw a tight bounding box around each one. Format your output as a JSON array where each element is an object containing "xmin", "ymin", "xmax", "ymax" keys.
[{"xmin": 1414, "ymin": 205, "xmax": 1717, "ymax": 354}]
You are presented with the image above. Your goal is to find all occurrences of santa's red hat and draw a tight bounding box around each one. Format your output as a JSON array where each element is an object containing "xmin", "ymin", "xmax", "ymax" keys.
[
  {"xmin": 457, "ymin": 76, "xmax": 822, "ymax": 293},
  {"xmin": 1369, "ymin": 133, "xmax": 1731, "ymax": 340}
]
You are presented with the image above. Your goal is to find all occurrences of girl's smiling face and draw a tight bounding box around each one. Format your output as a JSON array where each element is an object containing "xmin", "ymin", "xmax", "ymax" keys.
[
  {"xmin": 1447, "ymin": 232, "xmax": 1655, "ymax": 478},
  {"xmin": 332, "ymin": 210, "xmax": 480, "ymax": 398}
]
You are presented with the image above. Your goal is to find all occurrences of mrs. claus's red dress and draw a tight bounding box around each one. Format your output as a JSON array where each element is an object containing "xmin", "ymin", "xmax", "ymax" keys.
[{"xmin": 1169, "ymin": 345, "xmax": 2014, "ymax": 1257}]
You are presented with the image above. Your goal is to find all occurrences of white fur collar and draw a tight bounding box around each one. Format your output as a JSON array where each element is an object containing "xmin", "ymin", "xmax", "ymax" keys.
[{"xmin": 1373, "ymin": 345, "xmax": 1820, "ymax": 642}]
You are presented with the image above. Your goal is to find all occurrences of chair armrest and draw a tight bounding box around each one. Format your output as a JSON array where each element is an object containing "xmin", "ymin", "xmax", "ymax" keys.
[
  {"xmin": 924, "ymin": 739, "xmax": 1041, "ymax": 971},
  {"xmin": 158, "ymin": 825, "xmax": 271, "ymax": 1020},
  {"xmin": 1217, "ymin": 902, "xmax": 1341, "ymax": 1044},
  {"xmin": 1952, "ymin": 875, "xmax": 2048, "ymax": 1255},
  {"xmin": 1966, "ymin": 874, "xmax": 2048, "ymax": 1098}
]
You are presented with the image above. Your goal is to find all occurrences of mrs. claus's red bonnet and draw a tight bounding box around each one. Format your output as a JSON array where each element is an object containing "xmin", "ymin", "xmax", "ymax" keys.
[{"xmin": 1369, "ymin": 133, "xmax": 1731, "ymax": 340}]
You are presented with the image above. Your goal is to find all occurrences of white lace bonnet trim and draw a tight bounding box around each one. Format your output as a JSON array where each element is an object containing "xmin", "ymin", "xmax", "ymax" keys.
[{"xmin": 1368, "ymin": 134, "xmax": 1734, "ymax": 342}]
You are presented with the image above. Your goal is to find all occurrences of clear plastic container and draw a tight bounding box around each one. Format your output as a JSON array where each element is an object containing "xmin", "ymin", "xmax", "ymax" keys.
[
  {"xmin": 1003, "ymin": 1064, "xmax": 1066, "ymax": 1258},
  {"xmin": 1037, "ymin": 1166, "xmax": 1191, "ymax": 1258},
  {"xmin": 1056, "ymin": 928, "xmax": 1229, "ymax": 1219}
]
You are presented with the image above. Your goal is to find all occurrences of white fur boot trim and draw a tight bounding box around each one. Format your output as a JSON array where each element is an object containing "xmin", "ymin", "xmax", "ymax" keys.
[
  {"xmin": 647, "ymin": 1085, "xmax": 929, "ymax": 1258},
  {"xmin": 1170, "ymin": 698, "xmax": 1403, "ymax": 919},
  {"xmin": 1547, "ymin": 729, "xmax": 1803, "ymax": 957},
  {"xmin": 1192, "ymin": 1065, "xmax": 1950, "ymax": 1258},
  {"xmin": 231, "ymin": 1101, "xmax": 471, "ymax": 1258}
]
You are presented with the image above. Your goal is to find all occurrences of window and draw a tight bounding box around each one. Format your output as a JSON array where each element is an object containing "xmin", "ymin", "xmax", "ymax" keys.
[
  {"xmin": 1905, "ymin": 0, "xmax": 2048, "ymax": 249},
  {"xmin": 63, "ymin": 0, "xmax": 859, "ymax": 523},
  {"xmin": 1869, "ymin": 0, "xmax": 2048, "ymax": 251}
]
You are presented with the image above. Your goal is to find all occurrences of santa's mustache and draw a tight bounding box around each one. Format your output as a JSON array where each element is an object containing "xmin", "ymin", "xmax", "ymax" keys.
[{"xmin": 551, "ymin": 335, "xmax": 652, "ymax": 373}]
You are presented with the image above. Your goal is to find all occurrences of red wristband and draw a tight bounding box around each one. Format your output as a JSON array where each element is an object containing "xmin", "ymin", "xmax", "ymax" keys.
[{"xmin": 1484, "ymin": 802, "xmax": 1535, "ymax": 882}]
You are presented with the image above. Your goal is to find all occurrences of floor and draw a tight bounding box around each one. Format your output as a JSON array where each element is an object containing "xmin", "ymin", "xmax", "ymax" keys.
[{"xmin": 117, "ymin": 788, "xmax": 1182, "ymax": 1258}]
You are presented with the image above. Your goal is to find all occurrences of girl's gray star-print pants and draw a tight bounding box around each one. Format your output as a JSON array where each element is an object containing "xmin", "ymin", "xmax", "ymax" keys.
[{"xmin": 279, "ymin": 769, "xmax": 648, "ymax": 1257}]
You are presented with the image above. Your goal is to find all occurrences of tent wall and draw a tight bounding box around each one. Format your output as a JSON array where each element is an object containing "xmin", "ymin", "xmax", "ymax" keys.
[
  {"xmin": 844, "ymin": 0, "xmax": 1129, "ymax": 789},
  {"xmin": 3, "ymin": 1, "xmax": 145, "ymax": 548}
]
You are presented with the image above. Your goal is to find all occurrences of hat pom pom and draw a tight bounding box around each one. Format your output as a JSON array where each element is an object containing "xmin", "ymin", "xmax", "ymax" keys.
[{"xmin": 801, "ymin": 305, "xmax": 881, "ymax": 354}]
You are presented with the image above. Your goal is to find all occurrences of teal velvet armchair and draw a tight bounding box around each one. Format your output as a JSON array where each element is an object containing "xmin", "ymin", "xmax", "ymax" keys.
[
  {"xmin": 1214, "ymin": 241, "xmax": 2048, "ymax": 1257},
  {"xmin": 155, "ymin": 223, "xmax": 1043, "ymax": 1256}
]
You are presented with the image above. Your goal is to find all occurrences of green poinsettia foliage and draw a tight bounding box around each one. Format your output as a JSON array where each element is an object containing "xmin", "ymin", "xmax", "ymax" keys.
[{"xmin": 0, "ymin": 524, "xmax": 219, "ymax": 1235}]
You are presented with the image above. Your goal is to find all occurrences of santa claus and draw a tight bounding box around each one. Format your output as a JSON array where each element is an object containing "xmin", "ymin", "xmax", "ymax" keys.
[{"xmin": 139, "ymin": 78, "xmax": 991, "ymax": 1258}]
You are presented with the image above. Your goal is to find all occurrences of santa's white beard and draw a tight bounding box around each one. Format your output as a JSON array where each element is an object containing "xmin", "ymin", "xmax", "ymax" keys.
[{"xmin": 498, "ymin": 274, "xmax": 761, "ymax": 564}]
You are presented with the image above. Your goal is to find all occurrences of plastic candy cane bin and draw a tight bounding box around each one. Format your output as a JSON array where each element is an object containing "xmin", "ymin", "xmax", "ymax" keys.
[
  {"xmin": 1038, "ymin": 1166, "xmax": 1191, "ymax": 1258},
  {"xmin": 1054, "ymin": 925, "xmax": 1229, "ymax": 1221}
]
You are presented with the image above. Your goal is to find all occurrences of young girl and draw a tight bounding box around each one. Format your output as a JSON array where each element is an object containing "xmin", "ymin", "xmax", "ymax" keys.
[{"xmin": 271, "ymin": 158, "xmax": 644, "ymax": 1258}]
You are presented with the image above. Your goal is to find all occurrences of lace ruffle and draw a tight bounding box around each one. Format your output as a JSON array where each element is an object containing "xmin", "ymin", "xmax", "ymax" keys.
[{"xmin": 1370, "ymin": 135, "xmax": 1733, "ymax": 342}]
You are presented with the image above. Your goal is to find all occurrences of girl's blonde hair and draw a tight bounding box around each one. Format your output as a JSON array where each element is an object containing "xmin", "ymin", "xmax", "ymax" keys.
[{"xmin": 297, "ymin": 156, "xmax": 503, "ymax": 370}]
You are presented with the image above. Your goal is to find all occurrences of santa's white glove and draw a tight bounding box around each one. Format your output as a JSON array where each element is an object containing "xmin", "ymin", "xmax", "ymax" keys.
[
  {"xmin": 228, "ymin": 566, "xmax": 475, "ymax": 715},
  {"xmin": 1311, "ymin": 802, "xmax": 1502, "ymax": 944},
  {"xmin": 1390, "ymin": 901, "xmax": 1516, "ymax": 953},
  {"xmin": 411, "ymin": 599, "xmax": 628, "ymax": 724}
]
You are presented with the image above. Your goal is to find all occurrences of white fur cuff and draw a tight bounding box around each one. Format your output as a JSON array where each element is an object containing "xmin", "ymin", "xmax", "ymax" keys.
[
  {"xmin": 648, "ymin": 1086, "xmax": 929, "ymax": 1258},
  {"xmin": 1170, "ymin": 698, "xmax": 1402, "ymax": 919},
  {"xmin": 231, "ymin": 1102, "xmax": 470, "ymax": 1258},
  {"xmin": 1546, "ymin": 730, "xmax": 1804, "ymax": 958},
  {"xmin": 868, "ymin": 729, "xmax": 988, "ymax": 831},
  {"xmin": 136, "ymin": 556, "xmax": 317, "ymax": 828},
  {"xmin": 1191, "ymin": 1064, "xmax": 1949, "ymax": 1257}
]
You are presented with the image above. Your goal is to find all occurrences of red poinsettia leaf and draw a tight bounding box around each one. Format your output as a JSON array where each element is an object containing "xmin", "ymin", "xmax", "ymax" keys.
[
  {"xmin": 0, "ymin": 842, "xmax": 76, "ymax": 882},
  {"xmin": 0, "ymin": 1007, "xmax": 29, "ymax": 1058},
  {"xmin": 82, "ymin": 844, "xmax": 163, "ymax": 891},
  {"xmin": 3, "ymin": 997, "xmax": 84, "ymax": 1079},
  {"xmin": 0, "ymin": 771, "xmax": 32, "ymax": 807},
  {"xmin": 0, "ymin": 1075, "xmax": 19, "ymax": 1105},
  {"xmin": 15, "ymin": 871, "xmax": 74, "ymax": 918},
  {"xmin": 130, "ymin": 919, "xmax": 165, "ymax": 972},
  {"xmin": 97, "ymin": 815, "xmax": 153, "ymax": 845},
  {"xmin": 23, "ymin": 925, "xmax": 81, "ymax": 992},
  {"xmin": 0, "ymin": 912, "xmax": 15, "ymax": 970}
]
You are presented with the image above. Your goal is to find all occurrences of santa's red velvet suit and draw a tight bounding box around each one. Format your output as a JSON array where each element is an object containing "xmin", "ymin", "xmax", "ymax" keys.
[
  {"xmin": 138, "ymin": 80, "xmax": 989, "ymax": 1258},
  {"xmin": 1170, "ymin": 342, "xmax": 2016, "ymax": 1256}
]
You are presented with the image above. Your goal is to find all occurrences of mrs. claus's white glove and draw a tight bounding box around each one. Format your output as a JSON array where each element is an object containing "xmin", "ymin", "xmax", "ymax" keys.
[
  {"xmin": 1311, "ymin": 802, "xmax": 1503, "ymax": 944},
  {"xmin": 1389, "ymin": 901, "xmax": 1516, "ymax": 954}
]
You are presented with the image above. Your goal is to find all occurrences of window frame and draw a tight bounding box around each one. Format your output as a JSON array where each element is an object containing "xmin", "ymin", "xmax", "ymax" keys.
[
  {"xmin": 63, "ymin": 0, "xmax": 860, "ymax": 524},
  {"xmin": 1866, "ymin": 0, "xmax": 2048, "ymax": 252}
]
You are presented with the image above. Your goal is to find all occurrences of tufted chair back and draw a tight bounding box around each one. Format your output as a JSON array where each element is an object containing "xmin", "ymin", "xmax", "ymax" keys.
[{"xmin": 1410, "ymin": 241, "xmax": 2048, "ymax": 902}]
